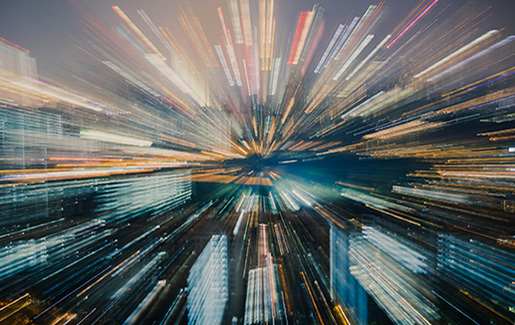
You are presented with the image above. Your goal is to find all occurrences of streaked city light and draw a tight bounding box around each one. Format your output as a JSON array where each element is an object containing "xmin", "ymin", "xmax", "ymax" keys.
[{"xmin": 1, "ymin": 0, "xmax": 514, "ymax": 324}]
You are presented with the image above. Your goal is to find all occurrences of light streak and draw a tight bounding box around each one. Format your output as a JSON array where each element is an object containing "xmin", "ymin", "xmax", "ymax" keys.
[
  {"xmin": 442, "ymin": 65, "xmax": 515, "ymax": 97},
  {"xmin": 341, "ymin": 90, "xmax": 384, "ymax": 119},
  {"xmin": 414, "ymin": 29, "xmax": 499, "ymax": 78},
  {"xmin": 215, "ymin": 45, "xmax": 235, "ymax": 86},
  {"xmin": 80, "ymin": 130, "xmax": 152, "ymax": 146},
  {"xmin": 269, "ymin": 57, "xmax": 281, "ymax": 95},
  {"xmin": 288, "ymin": 11, "xmax": 312, "ymax": 64},
  {"xmin": 229, "ymin": 0, "xmax": 243, "ymax": 44},
  {"xmin": 117, "ymin": 26, "xmax": 145, "ymax": 55},
  {"xmin": 240, "ymin": 0, "xmax": 253, "ymax": 46},
  {"xmin": 138, "ymin": 10, "xmax": 178, "ymax": 58},
  {"xmin": 346, "ymin": 34, "xmax": 391, "ymax": 80},
  {"xmin": 163, "ymin": 96, "xmax": 198, "ymax": 120},
  {"xmin": 233, "ymin": 209, "xmax": 246, "ymax": 235},
  {"xmin": 0, "ymin": 36, "xmax": 30, "ymax": 52},
  {"xmin": 386, "ymin": 0, "xmax": 439, "ymax": 49},
  {"xmin": 337, "ymin": 4, "xmax": 378, "ymax": 60},
  {"xmin": 227, "ymin": 45, "xmax": 243, "ymax": 86},
  {"xmin": 314, "ymin": 24, "xmax": 344, "ymax": 73},
  {"xmin": 112, "ymin": 6, "xmax": 167, "ymax": 61},
  {"xmin": 0, "ymin": 293, "xmax": 29, "ymax": 312},
  {"xmin": 1, "ymin": 2, "xmax": 514, "ymax": 324},
  {"xmin": 333, "ymin": 34, "xmax": 374, "ymax": 80}
]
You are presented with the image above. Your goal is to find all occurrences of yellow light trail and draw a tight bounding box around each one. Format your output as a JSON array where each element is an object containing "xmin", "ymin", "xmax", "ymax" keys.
[
  {"xmin": 442, "ymin": 66, "xmax": 515, "ymax": 97},
  {"xmin": 161, "ymin": 87, "xmax": 197, "ymax": 114}
]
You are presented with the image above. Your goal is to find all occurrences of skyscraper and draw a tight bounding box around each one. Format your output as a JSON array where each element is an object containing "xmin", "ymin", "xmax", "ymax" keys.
[
  {"xmin": 330, "ymin": 223, "xmax": 368, "ymax": 324},
  {"xmin": 188, "ymin": 234, "xmax": 228, "ymax": 324}
]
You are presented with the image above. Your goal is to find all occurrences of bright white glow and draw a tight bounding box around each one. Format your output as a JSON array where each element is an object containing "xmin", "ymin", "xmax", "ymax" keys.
[
  {"xmin": 414, "ymin": 30, "xmax": 498, "ymax": 78},
  {"xmin": 427, "ymin": 36, "xmax": 515, "ymax": 82},
  {"xmin": 363, "ymin": 226, "xmax": 428, "ymax": 274},
  {"xmin": 315, "ymin": 24, "xmax": 344, "ymax": 73},
  {"xmin": 333, "ymin": 34, "xmax": 374, "ymax": 80},
  {"xmin": 346, "ymin": 34, "xmax": 391, "ymax": 80},
  {"xmin": 80, "ymin": 130, "xmax": 152, "ymax": 147},
  {"xmin": 229, "ymin": 0, "xmax": 243, "ymax": 44},
  {"xmin": 325, "ymin": 18, "xmax": 357, "ymax": 66},
  {"xmin": 227, "ymin": 45, "xmax": 243, "ymax": 86},
  {"xmin": 270, "ymin": 57, "xmax": 281, "ymax": 95},
  {"xmin": 233, "ymin": 209, "xmax": 246, "ymax": 236},
  {"xmin": 335, "ymin": 5, "xmax": 376, "ymax": 60},
  {"xmin": 215, "ymin": 45, "xmax": 234, "ymax": 86}
]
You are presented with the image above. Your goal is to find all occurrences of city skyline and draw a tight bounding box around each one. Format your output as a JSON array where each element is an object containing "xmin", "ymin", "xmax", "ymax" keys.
[{"xmin": 1, "ymin": 0, "xmax": 514, "ymax": 324}]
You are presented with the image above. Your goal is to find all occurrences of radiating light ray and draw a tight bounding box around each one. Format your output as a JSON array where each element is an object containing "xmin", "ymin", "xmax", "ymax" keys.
[{"xmin": 386, "ymin": 0, "xmax": 439, "ymax": 49}]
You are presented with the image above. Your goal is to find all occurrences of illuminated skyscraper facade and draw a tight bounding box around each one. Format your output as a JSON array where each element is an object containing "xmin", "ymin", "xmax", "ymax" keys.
[
  {"xmin": 188, "ymin": 234, "xmax": 228, "ymax": 324},
  {"xmin": 330, "ymin": 223, "xmax": 368, "ymax": 325}
]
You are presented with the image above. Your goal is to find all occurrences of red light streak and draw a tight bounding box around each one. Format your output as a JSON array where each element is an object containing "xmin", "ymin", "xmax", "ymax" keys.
[
  {"xmin": 340, "ymin": 2, "xmax": 384, "ymax": 60},
  {"xmin": 0, "ymin": 37, "xmax": 29, "ymax": 53},
  {"xmin": 386, "ymin": 0, "xmax": 439, "ymax": 49},
  {"xmin": 163, "ymin": 97, "xmax": 197, "ymax": 120},
  {"xmin": 288, "ymin": 11, "xmax": 310, "ymax": 64}
]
